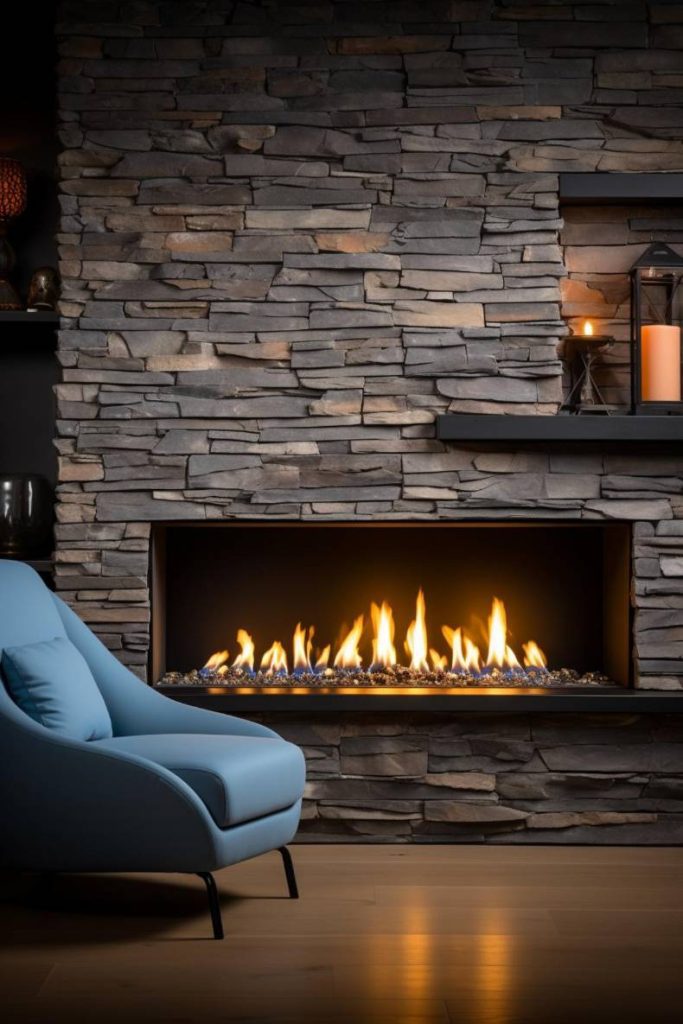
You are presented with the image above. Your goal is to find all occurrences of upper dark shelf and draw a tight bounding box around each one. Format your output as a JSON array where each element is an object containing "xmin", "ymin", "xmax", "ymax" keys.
[
  {"xmin": 0, "ymin": 311, "xmax": 59, "ymax": 324},
  {"xmin": 560, "ymin": 173, "xmax": 683, "ymax": 204},
  {"xmin": 436, "ymin": 414, "xmax": 683, "ymax": 446}
]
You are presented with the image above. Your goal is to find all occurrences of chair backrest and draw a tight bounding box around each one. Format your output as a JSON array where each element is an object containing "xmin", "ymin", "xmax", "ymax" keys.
[
  {"xmin": 0, "ymin": 561, "xmax": 67, "ymax": 656},
  {"xmin": 0, "ymin": 560, "xmax": 153, "ymax": 737}
]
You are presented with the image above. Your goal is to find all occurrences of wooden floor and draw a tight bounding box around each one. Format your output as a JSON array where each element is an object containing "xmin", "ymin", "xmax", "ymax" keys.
[{"xmin": 1, "ymin": 846, "xmax": 683, "ymax": 1024}]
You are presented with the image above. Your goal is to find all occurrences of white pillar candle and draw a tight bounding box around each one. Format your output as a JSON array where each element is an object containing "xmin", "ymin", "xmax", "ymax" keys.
[{"xmin": 641, "ymin": 324, "xmax": 681, "ymax": 402}]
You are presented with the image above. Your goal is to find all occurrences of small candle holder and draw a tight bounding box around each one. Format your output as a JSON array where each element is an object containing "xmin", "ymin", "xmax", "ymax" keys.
[{"xmin": 561, "ymin": 324, "xmax": 616, "ymax": 415}]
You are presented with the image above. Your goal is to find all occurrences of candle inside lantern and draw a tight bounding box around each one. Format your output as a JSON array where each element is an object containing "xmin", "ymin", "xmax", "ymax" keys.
[{"xmin": 641, "ymin": 325, "xmax": 681, "ymax": 402}]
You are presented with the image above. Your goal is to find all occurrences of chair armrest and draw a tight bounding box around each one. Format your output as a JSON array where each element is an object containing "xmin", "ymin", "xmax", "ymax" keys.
[
  {"xmin": 51, "ymin": 593, "xmax": 278, "ymax": 740},
  {"xmin": 0, "ymin": 704, "xmax": 220, "ymax": 873},
  {"xmin": 122, "ymin": 692, "xmax": 281, "ymax": 740}
]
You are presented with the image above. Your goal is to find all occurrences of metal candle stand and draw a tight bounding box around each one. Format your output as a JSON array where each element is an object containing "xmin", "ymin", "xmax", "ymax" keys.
[{"xmin": 562, "ymin": 333, "xmax": 616, "ymax": 415}]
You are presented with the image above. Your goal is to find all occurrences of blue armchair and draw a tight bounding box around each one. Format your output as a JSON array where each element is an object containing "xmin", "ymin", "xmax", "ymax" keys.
[{"xmin": 0, "ymin": 560, "xmax": 305, "ymax": 939}]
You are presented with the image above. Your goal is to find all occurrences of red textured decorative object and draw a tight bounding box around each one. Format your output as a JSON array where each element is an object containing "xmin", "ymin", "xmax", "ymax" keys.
[
  {"xmin": 0, "ymin": 158, "xmax": 27, "ymax": 221},
  {"xmin": 0, "ymin": 158, "xmax": 27, "ymax": 309}
]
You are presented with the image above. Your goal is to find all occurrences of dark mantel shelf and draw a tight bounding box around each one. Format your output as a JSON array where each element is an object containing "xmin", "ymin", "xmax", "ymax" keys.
[
  {"xmin": 156, "ymin": 684, "xmax": 683, "ymax": 713},
  {"xmin": 436, "ymin": 414, "xmax": 683, "ymax": 446},
  {"xmin": 560, "ymin": 172, "xmax": 683, "ymax": 204}
]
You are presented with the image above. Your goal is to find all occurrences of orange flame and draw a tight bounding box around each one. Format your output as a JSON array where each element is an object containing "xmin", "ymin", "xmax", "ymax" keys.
[
  {"xmin": 486, "ymin": 597, "xmax": 510, "ymax": 668},
  {"xmin": 370, "ymin": 600, "xmax": 397, "ymax": 669},
  {"xmin": 232, "ymin": 629, "xmax": 254, "ymax": 672},
  {"xmin": 523, "ymin": 640, "xmax": 547, "ymax": 669},
  {"xmin": 334, "ymin": 615, "xmax": 364, "ymax": 669},
  {"xmin": 583, "ymin": 320, "xmax": 594, "ymax": 337},
  {"xmin": 202, "ymin": 594, "xmax": 551, "ymax": 678},
  {"xmin": 505, "ymin": 645, "xmax": 522, "ymax": 670},
  {"xmin": 430, "ymin": 649, "xmax": 448, "ymax": 672},
  {"xmin": 260, "ymin": 640, "xmax": 288, "ymax": 675},
  {"xmin": 293, "ymin": 622, "xmax": 313, "ymax": 672},
  {"xmin": 406, "ymin": 589, "xmax": 429, "ymax": 672},
  {"xmin": 315, "ymin": 644, "xmax": 331, "ymax": 671},
  {"xmin": 204, "ymin": 649, "xmax": 229, "ymax": 671},
  {"xmin": 442, "ymin": 626, "xmax": 481, "ymax": 673}
]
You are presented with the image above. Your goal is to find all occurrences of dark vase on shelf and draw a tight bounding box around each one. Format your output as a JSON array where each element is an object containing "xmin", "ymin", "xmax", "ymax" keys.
[{"xmin": 0, "ymin": 474, "xmax": 53, "ymax": 558}]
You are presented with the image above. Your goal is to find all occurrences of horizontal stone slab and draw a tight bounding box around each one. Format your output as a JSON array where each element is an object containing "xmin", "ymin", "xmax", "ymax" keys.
[
  {"xmin": 393, "ymin": 302, "xmax": 484, "ymax": 328},
  {"xmin": 246, "ymin": 208, "xmax": 372, "ymax": 230}
]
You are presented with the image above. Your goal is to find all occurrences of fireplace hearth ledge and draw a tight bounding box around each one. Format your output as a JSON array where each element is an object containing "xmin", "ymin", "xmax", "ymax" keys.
[{"xmin": 155, "ymin": 685, "xmax": 683, "ymax": 714}]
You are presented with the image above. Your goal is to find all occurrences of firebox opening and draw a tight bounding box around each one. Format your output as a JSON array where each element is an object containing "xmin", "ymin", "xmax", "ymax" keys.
[{"xmin": 151, "ymin": 521, "xmax": 631, "ymax": 691}]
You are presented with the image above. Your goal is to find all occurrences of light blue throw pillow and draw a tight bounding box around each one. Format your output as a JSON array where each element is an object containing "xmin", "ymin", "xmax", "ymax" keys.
[{"xmin": 2, "ymin": 636, "xmax": 113, "ymax": 741}]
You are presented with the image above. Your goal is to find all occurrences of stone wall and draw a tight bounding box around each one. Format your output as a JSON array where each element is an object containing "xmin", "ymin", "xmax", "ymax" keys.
[
  {"xmin": 54, "ymin": 4, "xmax": 683, "ymax": 688},
  {"xmin": 267, "ymin": 711, "xmax": 683, "ymax": 843}
]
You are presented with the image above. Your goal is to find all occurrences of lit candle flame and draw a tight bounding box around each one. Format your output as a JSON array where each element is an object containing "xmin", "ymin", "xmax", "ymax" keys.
[
  {"xmin": 333, "ymin": 615, "xmax": 364, "ymax": 669},
  {"xmin": 405, "ymin": 589, "xmax": 430, "ymax": 672},
  {"xmin": 370, "ymin": 600, "xmax": 397, "ymax": 669},
  {"xmin": 583, "ymin": 320, "xmax": 594, "ymax": 337},
  {"xmin": 232, "ymin": 629, "xmax": 254, "ymax": 672}
]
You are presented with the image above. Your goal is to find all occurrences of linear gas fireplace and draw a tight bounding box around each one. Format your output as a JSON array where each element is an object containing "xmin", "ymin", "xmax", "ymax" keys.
[{"xmin": 151, "ymin": 522, "xmax": 631, "ymax": 698}]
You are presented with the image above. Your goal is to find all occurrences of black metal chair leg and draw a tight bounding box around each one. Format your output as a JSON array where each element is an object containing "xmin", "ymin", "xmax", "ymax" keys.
[
  {"xmin": 196, "ymin": 871, "xmax": 224, "ymax": 939},
  {"xmin": 278, "ymin": 846, "xmax": 299, "ymax": 899}
]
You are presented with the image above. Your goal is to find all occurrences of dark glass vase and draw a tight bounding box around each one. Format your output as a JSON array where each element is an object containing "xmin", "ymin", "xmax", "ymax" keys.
[{"xmin": 0, "ymin": 474, "xmax": 53, "ymax": 558}]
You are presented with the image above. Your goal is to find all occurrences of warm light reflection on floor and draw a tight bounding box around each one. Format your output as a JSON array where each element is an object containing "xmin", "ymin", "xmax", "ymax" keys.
[
  {"xmin": 363, "ymin": 897, "xmax": 434, "ymax": 1002},
  {"xmin": 474, "ymin": 907, "xmax": 512, "ymax": 1019},
  {"xmin": 399, "ymin": 902, "xmax": 434, "ymax": 1002}
]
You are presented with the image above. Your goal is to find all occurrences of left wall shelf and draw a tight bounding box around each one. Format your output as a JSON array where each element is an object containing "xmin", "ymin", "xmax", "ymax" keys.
[
  {"xmin": 0, "ymin": 311, "xmax": 59, "ymax": 325},
  {"xmin": 0, "ymin": 314, "xmax": 58, "ymax": 581}
]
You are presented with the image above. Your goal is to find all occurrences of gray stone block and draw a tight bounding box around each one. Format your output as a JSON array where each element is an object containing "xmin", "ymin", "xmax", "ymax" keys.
[
  {"xmin": 255, "ymin": 186, "xmax": 377, "ymax": 206},
  {"xmin": 111, "ymin": 153, "xmax": 222, "ymax": 178}
]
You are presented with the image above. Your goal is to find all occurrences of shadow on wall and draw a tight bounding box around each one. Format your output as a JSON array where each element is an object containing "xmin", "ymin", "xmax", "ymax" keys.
[{"xmin": 0, "ymin": 6, "xmax": 59, "ymax": 296}]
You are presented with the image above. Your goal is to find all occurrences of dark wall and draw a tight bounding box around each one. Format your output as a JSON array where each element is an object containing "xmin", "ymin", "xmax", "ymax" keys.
[
  {"xmin": 1, "ymin": 6, "xmax": 59, "ymax": 293},
  {"xmin": 0, "ymin": 7, "xmax": 59, "ymax": 490}
]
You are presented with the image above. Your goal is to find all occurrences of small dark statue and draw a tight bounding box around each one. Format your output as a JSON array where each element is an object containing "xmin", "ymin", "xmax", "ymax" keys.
[{"xmin": 26, "ymin": 266, "xmax": 60, "ymax": 311}]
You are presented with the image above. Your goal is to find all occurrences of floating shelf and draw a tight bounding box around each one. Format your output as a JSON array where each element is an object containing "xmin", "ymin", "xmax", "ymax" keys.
[
  {"xmin": 436, "ymin": 414, "xmax": 683, "ymax": 445},
  {"xmin": 0, "ymin": 311, "xmax": 59, "ymax": 324},
  {"xmin": 560, "ymin": 172, "xmax": 683, "ymax": 204},
  {"xmin": 157, "ymin": 684, "xmax": 683, "ymax": 713}
]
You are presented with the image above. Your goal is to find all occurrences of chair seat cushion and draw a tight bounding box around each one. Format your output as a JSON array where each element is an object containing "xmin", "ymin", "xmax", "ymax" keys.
[
  {"xmin": 2, "ymin": 636, "xmax": 113, "ymax": 742},
  {"xmin": 94, "ymin": 733, "xmax": 306, "ymax": 828}
]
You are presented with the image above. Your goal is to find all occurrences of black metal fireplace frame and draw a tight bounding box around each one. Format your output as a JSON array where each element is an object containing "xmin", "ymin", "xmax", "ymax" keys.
[{"xmin": 143, "ymin": 517, "xmax": 683, "ymax": 712}]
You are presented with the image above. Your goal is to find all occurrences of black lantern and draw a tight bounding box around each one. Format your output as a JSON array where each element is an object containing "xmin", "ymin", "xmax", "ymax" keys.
[{"xmin": 630, "ymin": 242, "xmax": 683, "ymax": 415}]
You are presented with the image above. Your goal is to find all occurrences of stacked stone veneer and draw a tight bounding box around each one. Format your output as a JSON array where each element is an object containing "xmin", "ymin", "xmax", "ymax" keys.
[
  {"xmin": 269, "ymin": 711, "xmax": 683, "ymax": 843},
  {"xmin": 54, "ymin": 1, "xmax": 683, "ymax": 840}
]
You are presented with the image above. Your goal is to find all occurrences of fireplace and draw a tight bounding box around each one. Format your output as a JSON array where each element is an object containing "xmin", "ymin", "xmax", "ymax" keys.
[{"xmin": 151, "ymin": 521, "xmax": 631, "ymax": 695}]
